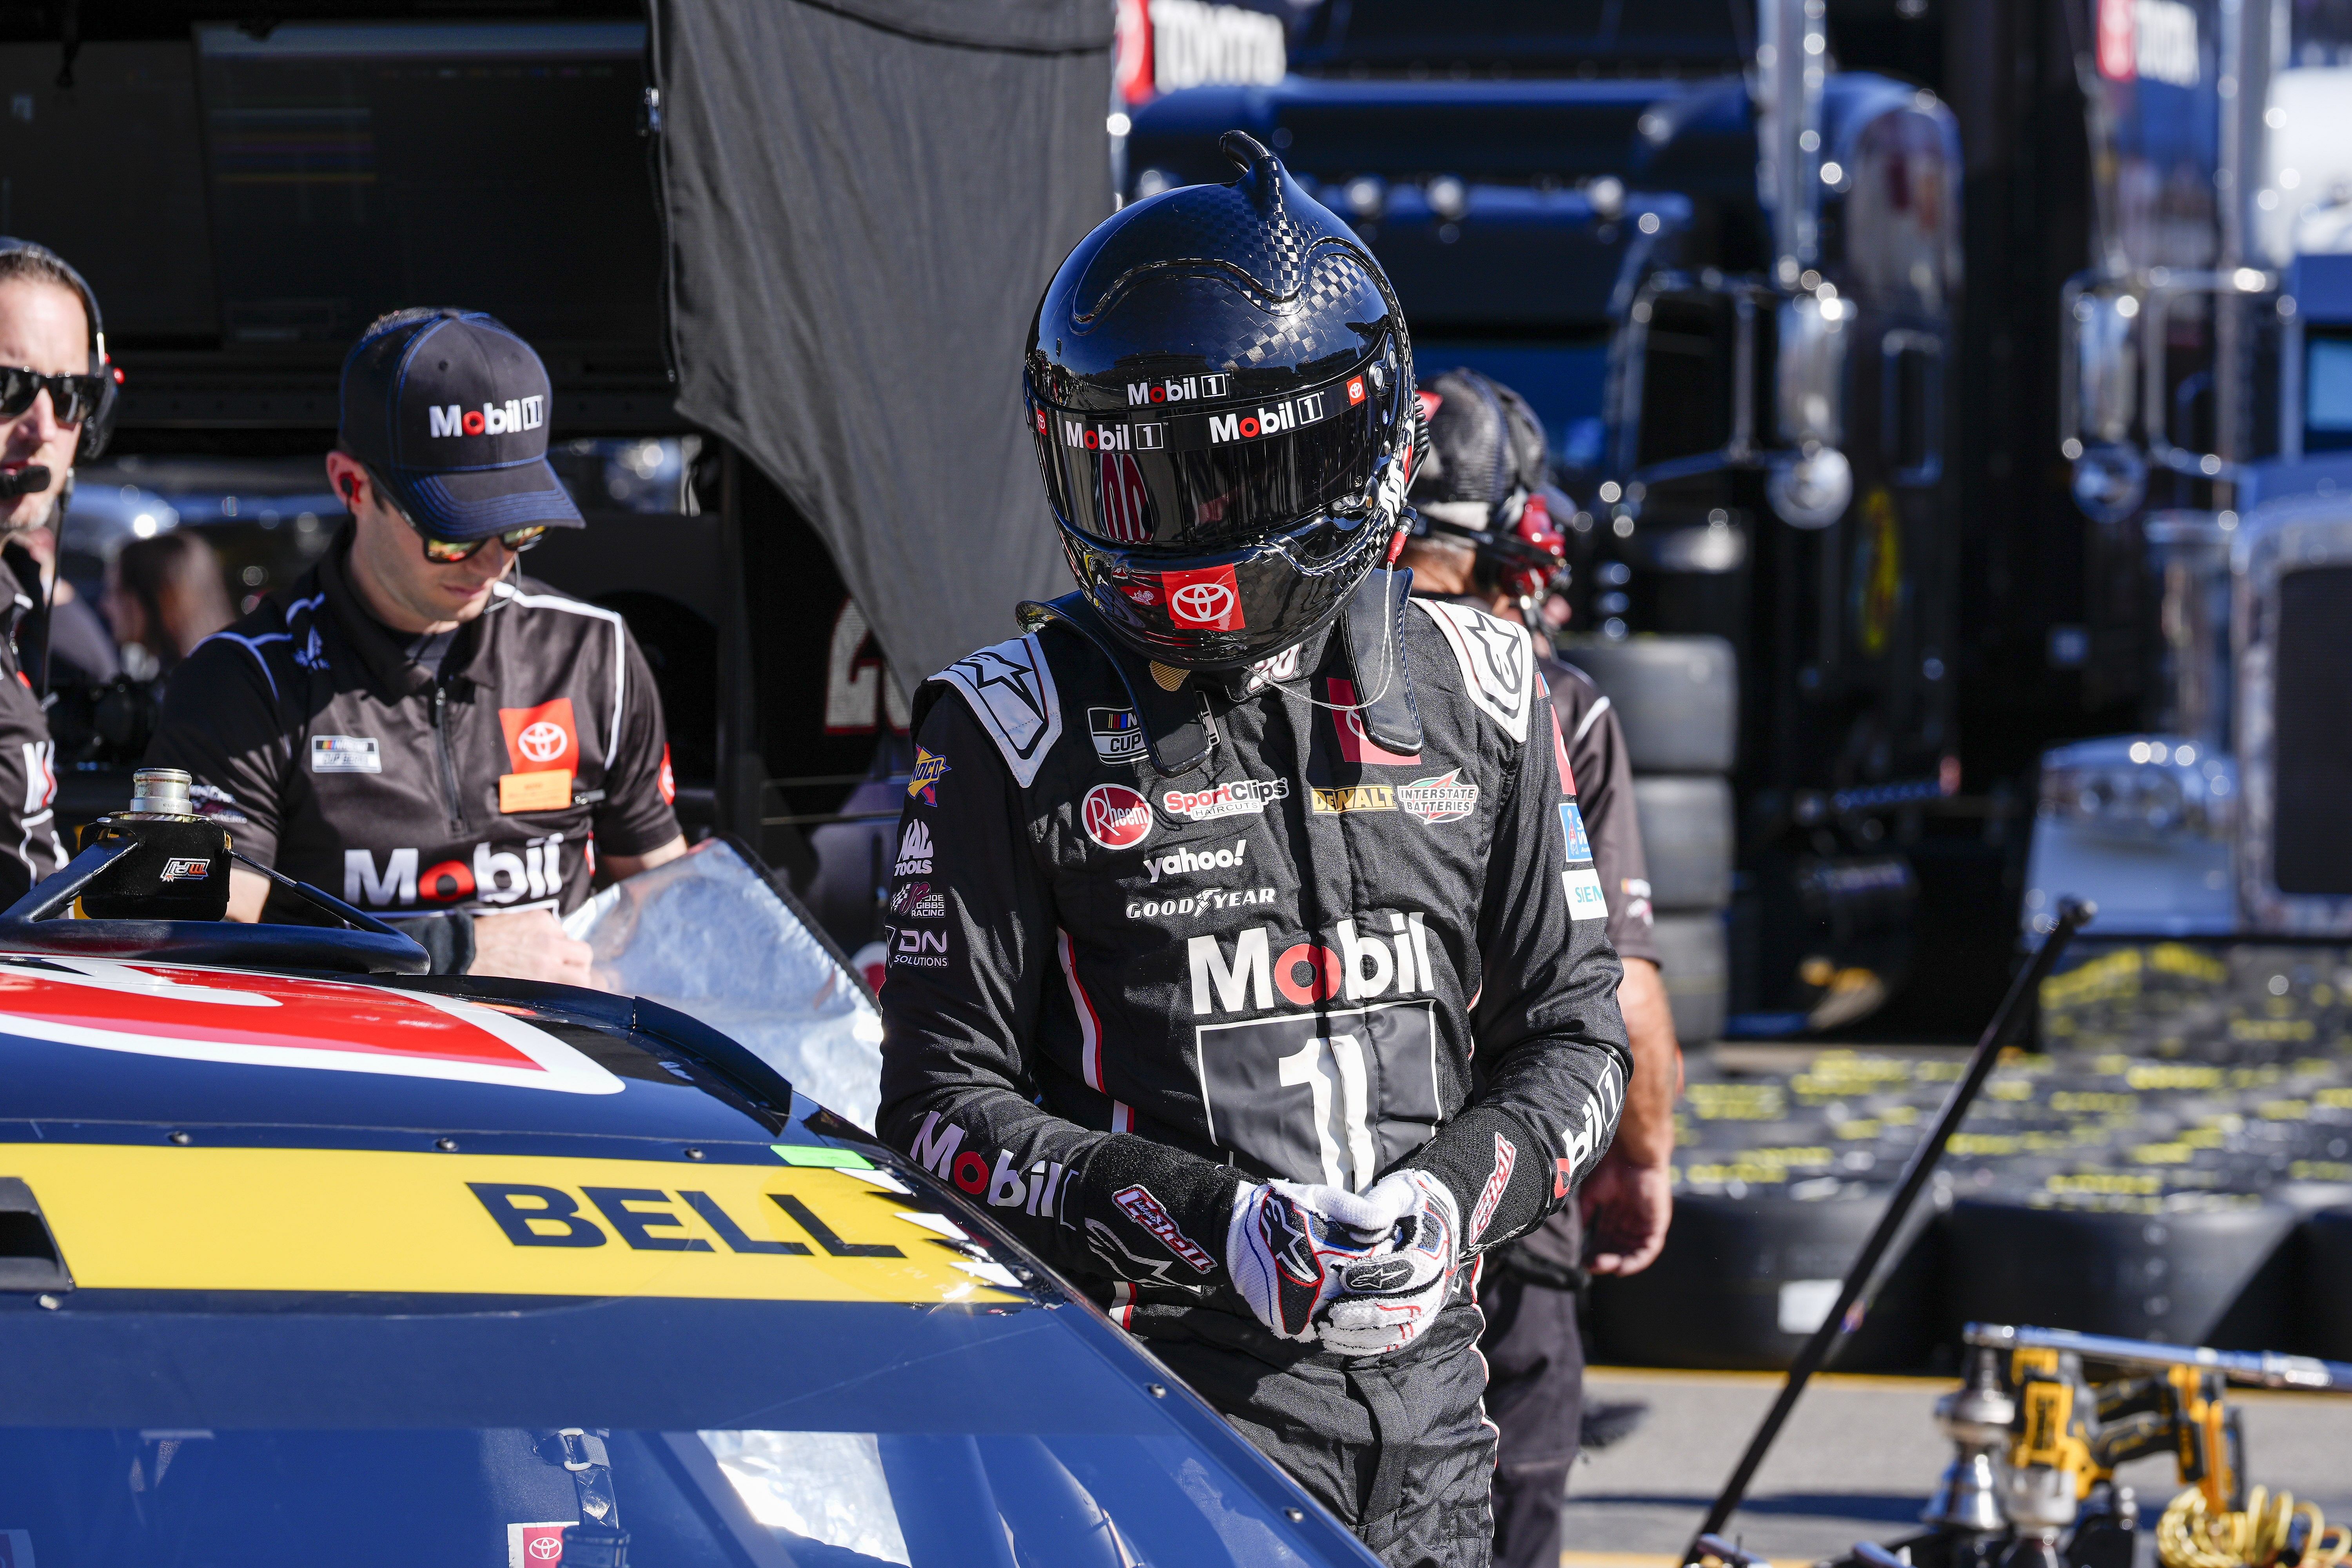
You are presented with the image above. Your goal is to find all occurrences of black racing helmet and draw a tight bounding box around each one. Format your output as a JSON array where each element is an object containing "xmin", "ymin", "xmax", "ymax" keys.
[
  {"xmin": 1025, "ymin": 131, "xmax": 1417, "ymax": 669},
  {"xmin": 1409, "ymin": 367, "xmax": 1569, "ymax": 603}
]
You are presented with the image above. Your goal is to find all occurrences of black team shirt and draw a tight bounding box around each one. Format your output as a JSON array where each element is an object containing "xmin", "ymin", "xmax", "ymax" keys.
[{"xmin": 147, "ymin": 532, "xmax": 679, "ymax": 922}]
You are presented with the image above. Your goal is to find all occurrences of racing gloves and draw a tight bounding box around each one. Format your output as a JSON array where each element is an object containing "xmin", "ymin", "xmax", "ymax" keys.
[
  {"xmin": 1226, "ymin": 1179, "xmax": 1413, "ymax": 1342},
  {"xmin": 1318, "ymin": 1170, "xmax": 1461, "ymax": 1358},
  {"xmin": 1225, "ymin": 1172, "xmax": 1460, "ymax": 1356}
]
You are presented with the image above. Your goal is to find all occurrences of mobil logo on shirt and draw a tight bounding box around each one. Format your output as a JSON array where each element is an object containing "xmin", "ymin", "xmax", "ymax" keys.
[
  {"xmin": 344, "ymin": 833, "xmax": 569, "ymax": 909},
  {"xmin": 1183, "ymin": 910, "xmax": 1446, "ymax": 1192}
]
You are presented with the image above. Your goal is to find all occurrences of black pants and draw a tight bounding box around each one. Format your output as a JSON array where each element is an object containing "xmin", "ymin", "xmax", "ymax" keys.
[
  {"xmin": 1476, "ymin": 1269, "xmax": 1584, "ymax": 1568},
  {"xmin": 1135, "ymin": 1298, "xmax": 1497, "ymax": 1568}
]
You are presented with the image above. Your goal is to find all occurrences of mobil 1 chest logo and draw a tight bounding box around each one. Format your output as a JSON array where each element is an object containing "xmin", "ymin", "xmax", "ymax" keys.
[{"xmin": 1186, "ymin": 913, "xmax": 1444, "ymax": 1191}]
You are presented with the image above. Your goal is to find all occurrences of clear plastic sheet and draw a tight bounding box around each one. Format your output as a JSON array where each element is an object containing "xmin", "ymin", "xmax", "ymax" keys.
[{"xmin": 565, "ymin": 839, "xmax": 883, "ymax": 1128}]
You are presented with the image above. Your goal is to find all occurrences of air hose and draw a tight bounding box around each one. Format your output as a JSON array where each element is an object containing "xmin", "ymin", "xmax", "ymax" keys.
[{"xmin": 2159, "ymin": 1485, "xmax": 2352, "ymax": 1568}]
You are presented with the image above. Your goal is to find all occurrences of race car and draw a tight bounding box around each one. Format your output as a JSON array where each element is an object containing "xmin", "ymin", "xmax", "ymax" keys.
[{"xmin": 0, "ymin": 775, "xmax": 1378, "ymax": 1567}]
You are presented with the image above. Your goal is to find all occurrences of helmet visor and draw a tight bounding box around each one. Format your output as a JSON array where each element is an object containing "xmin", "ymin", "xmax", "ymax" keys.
[{"xmin": 1031, "ymin": 350, "xmax": 1408, "ymax": 552}]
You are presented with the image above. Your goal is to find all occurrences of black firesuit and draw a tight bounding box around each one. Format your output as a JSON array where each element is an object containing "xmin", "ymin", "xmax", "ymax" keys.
[
  {"xmin": 876, "ymin": 576, "xmax": 1630, "ymax": 1568},
  {"xmin": 0, "ymin": 541, "xmax": 64, "ymax": 904}
]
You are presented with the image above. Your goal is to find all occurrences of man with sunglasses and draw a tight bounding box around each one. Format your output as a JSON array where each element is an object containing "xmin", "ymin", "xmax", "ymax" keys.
[
  {"xmin": 0, "ymin": 241, "xmax": 118, "ymax": 903},
  {"xmin": 147, "ymin": 308, "xmax": 686, "ymax": 979}
]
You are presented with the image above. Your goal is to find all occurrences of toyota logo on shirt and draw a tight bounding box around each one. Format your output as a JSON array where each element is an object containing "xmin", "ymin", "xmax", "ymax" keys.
[
  {"xmin": 499, "ymin": 698, "xmax": 580, "ymax": 774},
  {"xmin": 1159, "ymin": 565, "xmax": 1244, "ymax": 631},
  {"xmin": 516, "ymin": 721, "xmax": 568, "ymax": 764}
]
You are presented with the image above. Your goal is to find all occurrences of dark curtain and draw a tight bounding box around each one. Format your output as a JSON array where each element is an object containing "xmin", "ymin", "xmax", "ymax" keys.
[{"xmin": 653, "ymin": 0, "xmax": 1115, "ymax": 688}]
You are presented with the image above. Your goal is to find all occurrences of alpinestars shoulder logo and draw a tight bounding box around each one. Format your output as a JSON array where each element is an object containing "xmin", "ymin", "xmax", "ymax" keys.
[
  {"xmin": 936, "ymin": 634, "xmax": 1063, "ymax": 789},
  {"xmin": 894, "ymin": 820, "xmax": 934, "ymax": 877}
]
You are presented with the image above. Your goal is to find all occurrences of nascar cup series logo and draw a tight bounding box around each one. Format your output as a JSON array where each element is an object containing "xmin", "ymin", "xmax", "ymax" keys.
[
  {"xmin": 1082, "ymin": 783, "xmax": 1153, "ymax": 850},
  {"xmin": 1127, "ymin": 373, "xmax": 1232, "ymax": 406}
]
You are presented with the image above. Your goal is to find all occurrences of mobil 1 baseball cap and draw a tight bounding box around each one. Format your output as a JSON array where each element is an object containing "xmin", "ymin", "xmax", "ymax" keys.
[{"xmin": 337, "ymin": 308, "xmax": 584, "ymax": 541}]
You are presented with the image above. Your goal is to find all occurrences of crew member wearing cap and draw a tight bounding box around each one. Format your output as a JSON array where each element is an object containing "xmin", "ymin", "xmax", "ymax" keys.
[{"xmin": 146, "ymin": 309, "xmax": 686, "ymax": 980}]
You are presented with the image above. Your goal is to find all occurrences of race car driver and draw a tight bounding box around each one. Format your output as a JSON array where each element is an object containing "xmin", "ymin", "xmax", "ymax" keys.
[
  {"xmin": 146, "ymin": 309, "xmax": 685, "ymax": 981},
  {"xmin": 1403, "ymin": 367, "xmax": 1683, "ymax": 1568},
  {"xmin": 876, "ymin": 133, "xmax": 1630, "ymax": 1568},
  {"xmin": 0, "ymin": 240, "xmax": 120, "ymax": 902}
]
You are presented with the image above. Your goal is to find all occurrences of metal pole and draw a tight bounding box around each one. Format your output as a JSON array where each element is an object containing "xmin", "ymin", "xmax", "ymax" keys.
[
  {"xmin": 1963, "ymin": 1324, "xmax": 2352, "ymax": 1394},
  {"xmin": 1682, "ymin": 897, "xmax": 2098, "ymax": 1564}
]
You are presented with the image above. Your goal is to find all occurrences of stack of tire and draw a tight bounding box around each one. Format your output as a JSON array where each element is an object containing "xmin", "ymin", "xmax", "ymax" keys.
[
  {"xmin": 1556, "ymin": 634, "xmax": 1739, "ymax": 1047},
  {"xmin": 1586, "ymin": 944, "xmax": 2352, "ymax": 1370},
  {"xmin": 1589, "ymin": 1049, "xmax": 1947, "ymax": 1370}
]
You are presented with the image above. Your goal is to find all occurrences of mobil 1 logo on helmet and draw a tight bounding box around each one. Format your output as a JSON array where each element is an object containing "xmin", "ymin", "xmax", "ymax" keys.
[
  {"xmin": 1127, "ymin": 373, "xmax": 1231, "ymax": 406},
  {"xmin": 1206, "ymin": 390, "xmax": 1328, "ymax": 445},
  {"xmin": 1185, "ymin": 912, "xmax": 1444, "ymax": 1191},
  {"xmin": 1059, "ymin": 415, "xmax": 1166, "ymax": 452}
]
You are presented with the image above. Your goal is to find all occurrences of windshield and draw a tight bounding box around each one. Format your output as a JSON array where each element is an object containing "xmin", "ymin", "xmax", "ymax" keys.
[{"xmin": 0, "ymin": 1287, "xmax": 1361, "ymax": 1568}]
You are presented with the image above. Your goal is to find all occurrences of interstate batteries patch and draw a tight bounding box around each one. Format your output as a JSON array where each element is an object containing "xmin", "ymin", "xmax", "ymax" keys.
[{"xmin": 1, "ymin": 1144, "xmax": 1024, "ymax": 1305}]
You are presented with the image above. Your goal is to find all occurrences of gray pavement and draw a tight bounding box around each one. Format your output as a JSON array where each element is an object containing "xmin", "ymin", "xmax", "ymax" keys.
[{"xmin": 1555, "ymin": 1368, "xmax": 2352, "ymax": 1566}]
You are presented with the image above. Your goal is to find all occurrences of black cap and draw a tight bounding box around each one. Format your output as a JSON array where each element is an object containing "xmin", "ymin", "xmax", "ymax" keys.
[{"xmin": 337, "ymin": 309, "xmax": 584, "ymax": 541}]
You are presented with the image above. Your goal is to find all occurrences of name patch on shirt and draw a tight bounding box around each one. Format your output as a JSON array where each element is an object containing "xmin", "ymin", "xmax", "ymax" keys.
[
  {"xmin": 499, "ymin": 769, "xmax": 573, "ymax": 814},
  {"xmin": 310, "ymin": 735, "xmax": 382, "ymax": 774}
]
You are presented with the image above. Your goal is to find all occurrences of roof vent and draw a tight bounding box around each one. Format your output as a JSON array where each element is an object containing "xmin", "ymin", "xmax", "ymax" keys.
[{"xmin": 0, "ymin": 1178, "xmax": 72, "ymax": 1293}]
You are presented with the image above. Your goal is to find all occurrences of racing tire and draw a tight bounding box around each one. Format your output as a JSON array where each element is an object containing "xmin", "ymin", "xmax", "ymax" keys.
[
  {"xmin": 1651, "ymin": 910, "xmax": 1728, "ymax": 1045},
  {"xmin": 1631, "ymin": 775, "xmax": 1735, "ymax": 911},
  {"xmin": 1943, "ymin": 1195, "xmax": 2298, "ymax": 1350},
  {"xmin": 1556, "ymin": 635, "xmax": 1739, "ymax": 773},
  {"xmin": 1586, "ymin": 1186, "xmax": 1938, "ymax": 1370}
]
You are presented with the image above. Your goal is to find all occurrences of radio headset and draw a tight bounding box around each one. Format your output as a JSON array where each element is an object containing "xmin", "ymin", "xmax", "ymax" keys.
[{"xmin": 0, "ymin": 237, "xmax": 121, "ymax": 699}]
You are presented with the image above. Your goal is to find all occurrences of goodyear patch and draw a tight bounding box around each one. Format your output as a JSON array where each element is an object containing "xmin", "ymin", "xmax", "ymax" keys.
[{"xmin": 1, "ymin": 1144, "xmax": 1022, "ymax": 1305}]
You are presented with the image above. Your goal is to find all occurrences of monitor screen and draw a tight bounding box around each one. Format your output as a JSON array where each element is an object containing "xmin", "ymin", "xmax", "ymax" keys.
[{"xmin": 193, "ymin": 23, "xmax": 661, "ymax": 352}]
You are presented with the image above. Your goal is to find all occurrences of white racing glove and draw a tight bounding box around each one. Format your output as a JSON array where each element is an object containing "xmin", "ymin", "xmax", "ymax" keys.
[
  {"xmin": 1316, "ymin": 1169, "xmax": 1461, "ymax": 1359},
  {"xmin": 1226, "ymin": 1179, "xmax": 1416, "ymax": 1342}
]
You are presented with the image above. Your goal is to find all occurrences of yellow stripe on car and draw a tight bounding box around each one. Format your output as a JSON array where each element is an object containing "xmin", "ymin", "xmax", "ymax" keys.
[{"xmin": 1, "ymin": 1144, "xmax": 1021, "ymax": 1305}]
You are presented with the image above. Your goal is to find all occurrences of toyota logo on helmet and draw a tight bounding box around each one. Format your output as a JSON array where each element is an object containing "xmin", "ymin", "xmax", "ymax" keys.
[
  {"xmin": 1170, "ymin": 582, "xmax": 1232, "ymax": 623},
  {"xmin": 1024, "ymin": 131, "xmax": 1414, "ymax": 671}
]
